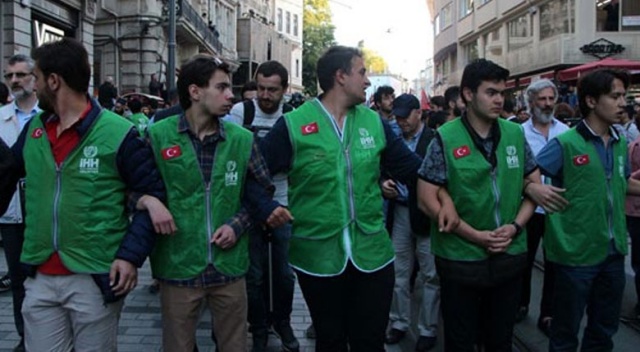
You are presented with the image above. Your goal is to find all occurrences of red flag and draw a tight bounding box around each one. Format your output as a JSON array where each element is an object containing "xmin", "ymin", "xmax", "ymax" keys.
[
  {"xmin": 420, "ymin": 89, "xmax": 431, "ymax": 110},
  {"xmin": 161, "ymin": 145, "xmax": 182, "ymax": 160},
  {"xmin": 301, "ymin": 122, "xmax": 319, "ymax": 135},
  {"xmin": 453, "ymin": 145, "xmax": 471, "ymax": 159},
  {"xmin": 572, "ymin": 154, "xmax": 590, "ymax": 166}
]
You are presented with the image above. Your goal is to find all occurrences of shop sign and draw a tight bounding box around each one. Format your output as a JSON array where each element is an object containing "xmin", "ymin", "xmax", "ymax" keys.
[
  {"xmin": 34, "ymin": 20, "xmax": 65, "ymax": 47},
  {"xmin": 579, "ymin": 38, "xmax": 625, "ymax": 59}
]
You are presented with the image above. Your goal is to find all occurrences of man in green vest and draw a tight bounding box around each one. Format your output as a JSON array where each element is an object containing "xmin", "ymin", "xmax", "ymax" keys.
[
  {"xmin": 535, "ymin": 69, "xmax": 640, "ymax": 352},
  {"xmin": 259, "ymin": 46, "xmax": 426, "ymax": 351},
  {"xmin": 417, "ymin": 59, "xmax": 544, "ymax": 351},
  {"xmin": 0, "ymin": 38, "xmax": 166, "ymax": 351},
  {"xmin": 145, "ymin": 54, "xmax": 292, "ymax": 352},
  {"xmin": 126, "ymin": 98, "xmax": 149, "ymax": 136}
]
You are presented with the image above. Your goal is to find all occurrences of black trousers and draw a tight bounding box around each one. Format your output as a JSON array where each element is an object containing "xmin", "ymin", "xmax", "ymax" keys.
[
  {"xmin": 0, "ymin": 223, "xmax": 25, "ymax": 337},
  {"xmin": 521, "ymin": 213, "xmax": 555, "ymax": 318},
  {"xmin": 440, "ymin": 271, "xmax": 522, "ymax": 352},
  {"xmin": 295, "ymin": 261, "xmax": 394, "ymax": 352}
]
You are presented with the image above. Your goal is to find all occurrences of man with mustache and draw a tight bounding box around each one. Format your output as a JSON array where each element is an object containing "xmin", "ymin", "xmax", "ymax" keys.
[
  {"xmin": 444, "ymin": 86, "xmax": 465, "ymax": 122},
  {"xmin": 516, "ymin": 79, "xmax": 569, "ymax": 335},
  {"xmin": 0, "ymin": 53, "xmax": 41, "ymax": 352},
  {"xmin": 226, "ymin": 60, "xmax": 299, "ymax": 352}
]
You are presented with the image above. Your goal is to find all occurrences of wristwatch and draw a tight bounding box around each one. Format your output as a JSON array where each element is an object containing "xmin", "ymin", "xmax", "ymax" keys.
[{"xmin": 511, "ymin": 221, "xmax": 523, "ymax": 236}]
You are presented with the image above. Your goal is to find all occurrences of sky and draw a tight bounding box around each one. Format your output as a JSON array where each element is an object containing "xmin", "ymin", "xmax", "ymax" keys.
[{"xmin": 329, "ymin": 0, "xmax": 434, "ymax": 81}]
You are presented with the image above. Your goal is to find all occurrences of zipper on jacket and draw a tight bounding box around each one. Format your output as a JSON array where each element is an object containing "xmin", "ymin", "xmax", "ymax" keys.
[
  {"xmin": 344, "ymin": 148, "xmax": 356, "ymax": 221},
  {"xmin": 606, "ymin": 174, "xmax": 614, "ymax": 241},
  {"xmin": 205, "ymin": 182, "xmax": 213, "ymax": 264},
  {"xmin": 490, "ymin": 168, "xmax": 502, "ymax": 228},
  {"xmin": 53, "ymin": 165, "xmax": 63, "ymax": 250}
]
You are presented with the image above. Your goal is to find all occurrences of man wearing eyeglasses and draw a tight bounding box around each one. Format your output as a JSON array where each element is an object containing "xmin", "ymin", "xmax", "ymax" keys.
[{"xmin": 0, "ymin": 53, "xmax": 40, "ymax": 352}]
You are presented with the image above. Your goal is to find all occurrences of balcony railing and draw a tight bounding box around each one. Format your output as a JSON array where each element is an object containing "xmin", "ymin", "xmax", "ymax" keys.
[{"xmin": 164, "ymin": 0, "xmax": 223, "ymax": 53}]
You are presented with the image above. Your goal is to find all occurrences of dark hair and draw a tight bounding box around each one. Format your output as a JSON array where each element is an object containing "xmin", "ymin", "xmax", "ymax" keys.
[
  {"xmin": 373, "ymin": 86, "xmax": 394, "ymax": 105},
  {"xmin": 31, "ymin": 38, "xmax": 91, "ymax": 93},
  {"xmin": 430, "ymin": 95, "xmax": 445, "ymax": 109},
  {"xmin": 0, "ymin": 82, "xmax": 9, "ymax": 104},
  {"xmin": 128, "ymin": 99, "xmax": 142, "ymax": 114},
  {"xmin": 444, "ymin": 86, "xmax": 461, "ymax": 108},
  {"xmin": 502, "ymin": 98, "xmax": 515, "ymax": 114},
  {"xmin": 428, "ymin": 110, "xmax": 448, "ymax": 129},
  {"xmin": 256, "ymin": 61, "xmax": 289, "ymax": 89},
  {"xmin": 317, "ymin": 46, "xmax": 363, "ymax": 93},
  {"xmin": 149, "ymin": 99, "xmax": 159, "ymax": 110},
  {"xmin": 554, "ymin": 102, "xmax": 574, "ymax": 124},
  {"xmin": 241, "ymin": 80, "xmax": 257, "ymax": 95},
  {"xmin": 177, "ymin": 55, "xmax": 230, "ymax": 110},
  {"xmin": 577, "ymin": 68, "xmax": 630, "ymax": 118},
  {"xmin": 460, "ymin": 59, "xmax": 510, "ymax": 104}
]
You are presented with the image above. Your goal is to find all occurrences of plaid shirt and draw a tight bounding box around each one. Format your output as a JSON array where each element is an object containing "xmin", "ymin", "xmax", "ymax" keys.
[{"xmin": 161, "ymin": 114, "xmax": 274, "ymax": 288}]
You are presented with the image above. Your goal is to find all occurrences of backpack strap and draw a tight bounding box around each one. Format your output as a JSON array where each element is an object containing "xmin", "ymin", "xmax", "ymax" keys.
[{"xmin": 242, "ymin": 100, "xmax": 256, "ymax": 129}]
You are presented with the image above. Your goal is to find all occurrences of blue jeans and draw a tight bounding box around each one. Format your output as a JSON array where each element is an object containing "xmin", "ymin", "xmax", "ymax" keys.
[
  {"xmin": 549, "ymin": 254, "xmax": 626, "ymax": 352},
  {"xmin": 246, "ymin": 224, "xmax": 295, "ymax": 331}
]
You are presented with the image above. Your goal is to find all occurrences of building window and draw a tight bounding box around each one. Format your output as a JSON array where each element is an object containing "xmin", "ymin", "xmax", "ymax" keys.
[
  {"xmin": 491, "ymin": 28, "xmax": 500, "ymax": 40},
  {"xmin": 540, "ymin": 0, "xmax": 575, "ymax": 40},
  {"xmin": 597, "ymin": 0, "xmax": 640, "ymax": 32},
  {"xmin": 293, "ymin": 14, "xmax": 299, "ymax": 36},
  {"xmin": 464, "ymin": 41, "xmax": 478, "ymax": 64},
  {"xmin": 296, "ymin": 59, "xmax": 300, "ymax": 78},
  {"xmin": 507, "ymin": 14, "xmax": 532, "ymax": 51},
  {"xmin": 286, "ymin": 11, "xmax": 291, "ymax": 34},
  {"xmin": 460, "ymin": 0, "xmax": 474, "ymax": 19},
  {"xmin": 478, "ymin": 0, "xmax": 491, "ymax": 5},
  {"xmin": 435, "ymin": 14, "xmax": 441, "ymax": 36},
  {"xmin": 277, "ymin": 8, "xmax": 283, "ymax": 32}
]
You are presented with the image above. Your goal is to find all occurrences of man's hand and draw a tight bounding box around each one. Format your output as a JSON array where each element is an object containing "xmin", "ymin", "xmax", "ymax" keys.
[
  {"xmin": 526, "ymin": 183, "xmax": 568, "ymax": 213},
  {"xmin": 471, "ymin": 230, "xmax": 512, "ymax": 254},
  {"xmin": 266, "ymin": 206, "xmax": 294, "ymax": 228},
  {"xmin": 212, "ymin": 224, "xmax": 238, "ymax": 249},
  {"xmin": 110, "ymin": 259, "xmax": 137, "ymax": 296},
  {"xmin": 381, "ymin": 179, "xmax": 399, "ymax": 199},
  {"xmin": 437, "ymin": 197, "xmax": 460, "ymax": 233},
  {"xmin": 138, "ymin": 195, "xmax": 177, "ymax": 235}
]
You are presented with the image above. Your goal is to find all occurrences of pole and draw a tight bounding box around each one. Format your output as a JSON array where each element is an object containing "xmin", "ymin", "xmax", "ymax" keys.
[{"xmin": 168, "ymin": 0, "xmax": 176, "ymax": 93}]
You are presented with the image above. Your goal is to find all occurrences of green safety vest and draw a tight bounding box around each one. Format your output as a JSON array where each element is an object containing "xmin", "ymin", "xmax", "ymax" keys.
[
  {"xmin": 435, "ymin": 118, "xmax": 527, "ymax": 261},
  {"xmin": 21, "ymin": 111, "xmax": 133, "ymax": 273},
  {"xmin": 128, "ymin": 112, "xmax": 149, "ymax": 136},
  {"xmin": 284, "ymin": 99, "xmax": 393, "ymax": 275},
  {"xmin": 545, "ymin": 128, "xmax": 628, "ymax": 266},
  {"xmin": 148, "ymin": 116, "xmax": 252, "ymax": 279}
]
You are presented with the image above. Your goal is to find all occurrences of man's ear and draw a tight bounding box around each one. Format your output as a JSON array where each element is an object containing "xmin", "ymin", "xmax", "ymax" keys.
[
  {"xmin": 462, "ymin": 87, "xmax": 473, "ymax": 104},
  {"xmin": 47, "ymin": 73, "xmax": 61, "ymax": 92},
  {"xmin": 188, "ymin": 84, "xmax": 200, "ymax": 103},
  {"xmin": 586, "ymin": 95, "xmax": 597, "ymax": 110}
]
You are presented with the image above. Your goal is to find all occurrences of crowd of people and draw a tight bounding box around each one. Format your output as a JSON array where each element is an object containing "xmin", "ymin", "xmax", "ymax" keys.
[{"xmin": 0, "ymin": 37, "xmax": 639, "ymax": 352}]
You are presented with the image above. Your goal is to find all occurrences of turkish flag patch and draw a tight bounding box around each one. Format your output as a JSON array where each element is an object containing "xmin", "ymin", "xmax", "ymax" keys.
[
  {"xmin": 573, "ymin": 154, "xmax": 590, "ymax": 166},
  {"xmin": 301, "ymin": 122, "xmax": 319, "ymax": 135},
  {"xmin": 453, "ymin": 145, "xmax": 471, "ymax": 159},
  {"xmin": 161, "ymin": 145, "xmax": 182, "ymax": 160},
  {"xmin": 31, "ymin": 128, "xmax": 44, "ymax": 139}
]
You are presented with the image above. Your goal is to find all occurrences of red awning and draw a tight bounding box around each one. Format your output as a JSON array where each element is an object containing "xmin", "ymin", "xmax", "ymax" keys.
[
  {"xmin": 558, "ymin": 57, "xmax": 640, "ymax": 81},
  {"xmin": 506, "ymin": 79, "xmax": 515, "ymax": 89}
]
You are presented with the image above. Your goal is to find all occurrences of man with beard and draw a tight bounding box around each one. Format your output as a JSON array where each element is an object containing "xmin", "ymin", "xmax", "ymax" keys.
[
  {"xmin": 0, "ymin": 53, "xmax": 41, "ymax": 352},
  {"xmin": 516, "ymin": 79, "xmax": 569, "ymax": 334},
  {"xmin": 0, "ymin": 38, "xmax": 165, "ymax": 351},
  {"xmin": 373, "ymin": 86, "xmax": 400, "ymax": 136},
  {"xmin": 225, "ymin": 60, "xmax": 300, "ymax": 352},
  {"xmin": 259, "ymin": 46, "xmax": 426, "ymax": 351},
  {"xmin": 98, "ymin": 76, "xmax": 117, "ymax": 110},
  {"xmin": 146, "ymin": 55, "xmax": 292, "ymax": 352},
  {"xmin": 444, "ymin": 86, "xmax": 465, "ymax": 122}
]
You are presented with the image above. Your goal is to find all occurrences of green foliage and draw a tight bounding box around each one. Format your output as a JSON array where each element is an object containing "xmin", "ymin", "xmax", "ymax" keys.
[
  {"xmin": 357, "ymin": 41, "xmax": 388, "ymax": 74},
  {"xmin": 303, "ymin": 0, "xmax": 336, "ymax": 96}
]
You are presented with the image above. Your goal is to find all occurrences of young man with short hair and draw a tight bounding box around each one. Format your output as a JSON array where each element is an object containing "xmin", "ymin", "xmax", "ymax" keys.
[
  {"xmin": 418, "ymin": 59, "xmax": 543, "ymax": 351},
  {"xmin": 146, "ymin": 55, "xmax": 291, "ymax": 352},
  {"xmin": 535, "ymin": 69, "xmax": 640, "ymax": 351}
]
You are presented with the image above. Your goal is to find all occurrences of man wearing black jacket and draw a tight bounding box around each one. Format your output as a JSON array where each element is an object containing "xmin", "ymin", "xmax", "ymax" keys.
[
  {"xmin": 0, "ymin": 38, "xmax": 167, "ymax": 351},
  {"xmin": 382, "ymin": 94, "xmax": 439, "ymax": 351}
]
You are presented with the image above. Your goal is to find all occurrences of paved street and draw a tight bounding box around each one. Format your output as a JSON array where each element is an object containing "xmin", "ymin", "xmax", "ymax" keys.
[{"xmin": 2, "ymin": 245, "xmax": 640, "ymax": 351}]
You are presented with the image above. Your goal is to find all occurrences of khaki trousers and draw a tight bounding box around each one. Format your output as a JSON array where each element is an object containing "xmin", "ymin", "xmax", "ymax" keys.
[{"xmin": 160, "ymin": 278, "xmax": 248, "ymax": 352}]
